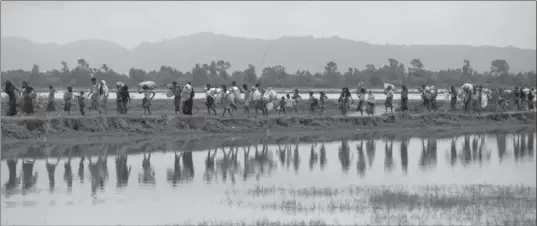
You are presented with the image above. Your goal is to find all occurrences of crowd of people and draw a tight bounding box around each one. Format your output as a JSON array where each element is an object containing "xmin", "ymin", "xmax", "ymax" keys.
[{"xmin": 2, "ymin": 77, "xmax": 536, "ymax": 118}]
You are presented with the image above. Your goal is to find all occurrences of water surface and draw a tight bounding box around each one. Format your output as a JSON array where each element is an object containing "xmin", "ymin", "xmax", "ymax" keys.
[{"xmin": 2, "ymin": 132, "xmax": 535, "ymax": 225}]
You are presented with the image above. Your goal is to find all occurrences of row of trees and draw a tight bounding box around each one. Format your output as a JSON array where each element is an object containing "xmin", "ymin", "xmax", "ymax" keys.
[{"xmin": 1, "ymin": 58, "xmax": 534, "ymax": 90}]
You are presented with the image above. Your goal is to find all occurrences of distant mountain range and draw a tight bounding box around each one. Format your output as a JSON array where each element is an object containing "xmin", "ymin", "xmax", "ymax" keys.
[{"xmin": 2, "ymin": 32, "xmax": 536, "ymax": 74}]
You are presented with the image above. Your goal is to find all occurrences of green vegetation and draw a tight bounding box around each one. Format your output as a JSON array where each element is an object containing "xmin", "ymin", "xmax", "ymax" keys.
[{"xmin": 1, "ymin": 58, "xmax": 535, "ymax": 89}]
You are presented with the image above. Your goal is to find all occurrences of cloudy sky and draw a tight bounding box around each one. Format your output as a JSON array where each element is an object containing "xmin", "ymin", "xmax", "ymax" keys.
[{"xmin": 2, "ymin": 1, "xmax": 536, "ymax": 49}]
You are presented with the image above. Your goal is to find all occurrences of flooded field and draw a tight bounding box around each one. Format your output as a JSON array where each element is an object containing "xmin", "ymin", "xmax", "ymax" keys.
[{"xmin": 1, "ymin": 132, "xmax": 536, "ymax": 225}]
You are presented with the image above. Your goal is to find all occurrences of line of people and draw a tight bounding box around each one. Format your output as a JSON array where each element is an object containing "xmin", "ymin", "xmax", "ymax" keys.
[{"xmin": 3, "ymin": 78, "xmax": 535, "ymax": 118}]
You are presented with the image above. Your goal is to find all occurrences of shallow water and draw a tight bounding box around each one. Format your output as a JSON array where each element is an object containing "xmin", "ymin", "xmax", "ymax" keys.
[{"xmin": 1, "ymin": 132, "xmax": 535, "ymax": 225}]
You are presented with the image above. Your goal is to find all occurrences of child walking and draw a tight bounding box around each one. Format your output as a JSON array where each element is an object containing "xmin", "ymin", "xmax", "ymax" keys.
[{"xmin": 278, "ymin": 96, "xmax": 287, "ymax": 117}]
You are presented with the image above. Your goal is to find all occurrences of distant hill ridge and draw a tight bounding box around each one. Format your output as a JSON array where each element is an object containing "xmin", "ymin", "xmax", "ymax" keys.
[{"xmin": 1, "ymin": 32, "xmax": 535, "ymax": 74}]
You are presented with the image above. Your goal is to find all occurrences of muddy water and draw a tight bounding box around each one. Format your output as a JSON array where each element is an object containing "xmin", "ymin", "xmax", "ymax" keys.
[{"xmin": 1, "ymin": 132, "xmax": 535, "ymax": 225}]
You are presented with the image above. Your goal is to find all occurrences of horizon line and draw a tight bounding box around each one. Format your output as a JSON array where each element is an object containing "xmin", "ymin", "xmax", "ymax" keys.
[{"xmin": 2, "ymin": 32, "xmax": 536, "ymax": 51}]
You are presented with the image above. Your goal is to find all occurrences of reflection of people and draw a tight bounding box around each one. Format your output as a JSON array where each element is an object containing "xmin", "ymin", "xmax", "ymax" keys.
[
  {"xmin": 201, "ymin": 149, "xmax": 217, "ymax": 184},
  {"xmin": 400, "ymin": 136, "xmax": 409, "ymax": 174},
  {"xmin": 319, "ymin": 142, "xmax": 327, "ymax": 170},
  {"xmin": 22, "ymin": 154, "xmax": 38, "ymax": 192},
  {"xmin": 115, "ymin": 152, "xmax": 131, "ymax": 188},
  {"xmin": 384, "ymin": 140, "xmax": 394, "ymax": 172},
  {"xmin": 168, "ymin": 151, "xmax": 184, "ymax": 186},
  {"xmin": 5, "ymin": 158, "xmax": 20, "ymax": 191},
  {"xmin": 64, "ymin": 149, "xmax": 74, "ymax": 191},
  {"xmin": 356, "ymin": 141, "xmax": 366, "ymax": 178},
  {"xmin": 338, "ymin": 140, "xmax": 351, "ymax": 173},
  {"xmin": 309, "ymin": 143, "xmax": 318, "ymax": 171},
  {"xmin": 366, "ymin": 140, "xmax": 375, "ymax": 168},
  {"xmin": 139, "ymin": 152, "xmax": 155, "ymax": 185},
  {"xmin": 46, "ymin": 152, "xmax": 61, "ymax": 191}
]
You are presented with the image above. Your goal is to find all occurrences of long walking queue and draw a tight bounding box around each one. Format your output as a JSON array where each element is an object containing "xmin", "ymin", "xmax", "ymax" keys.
[{"xmin": 2, "ymin": 75, "xmax": 536, "ymax": 118}]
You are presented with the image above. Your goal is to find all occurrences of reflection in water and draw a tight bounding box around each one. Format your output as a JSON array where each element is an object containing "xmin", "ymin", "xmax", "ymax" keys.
[
  {"xmin": 400, "ymin": 136, "xmax": 409, "ymax": 174},
  {"xmin": 419, "ymin": 139, "xmax": 437, "ymax": 170},
  {"xmin": 450, "ymin": 138, "xmax": 457, "ymax": 166},
  {"xmin": 309, "ymin": 143, "xmax": 318, "ymax": 171},
  {"xmin": 202, "ymin": 149, "xmax": 217, "ymax": 184},
  {"xmin": 356, "ymin": 140, "xmax": 366, "ymax": 178},
  {"xmin": 116, "ymin": 151, "xmax": 131, "ymax": 189},
  {"xmin": 319, "ymin": 142, "xmax": 327, "ymax": 170},
  {"xmin": 139, "ymin": 152, "xmax": 155, "ymax": 186},
  {"xmin": 4, "ymin": 158, "xmax": 20, "ymax": 196},
  {"xmin": 497, "ymin": 134, "xmax": 507, "ymax": 162},
  {"xmin": 528, "ymin": 132, "xmax": 535, "ymax": 157},
  {"xmin": 462, "ymin": 135, "xmax": 472, "ymax": 165},
  {"xmin": 182, "ymin": 151, "xmax": 195, "ymax": 182},
  {"xmin": 63, "ymin": 149, "xmax": 73, "ymax": 192},
  {"xmin": 46, "ymin": 155, "xmax": 60, "ymax": 192},
  {"xmin": 88, "ymin": 146, "xmax": 110, "ymax": 196},
  {"xmin": 22, "ymin": 155, "xmax": 38, "ymax": 195},
  {"xmin": 366, "ymin": 140, "xmax": 375, "ymax": 169},
  {"xmin": 384, "ymin": 139, "xmax": 394, "ymax": 172},
  {"xmin": 292, "ymin": 142, "xmax": 300, "ymax": 174},
  {"xmin": 1, "ymin": 132, "xmax": 535, "ymax": 201},
  {"xmin": 338, "ymin": 140, "xmax": 351, "ymax": 173},
  {"xmin": 216, "ymin": 147, "xmax": 239, "ymax": 184}
]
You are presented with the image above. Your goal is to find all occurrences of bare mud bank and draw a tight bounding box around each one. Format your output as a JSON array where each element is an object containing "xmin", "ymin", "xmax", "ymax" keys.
[{"xmin": 1, "ymin": 112, "xmax": 534, "ymax": 141}]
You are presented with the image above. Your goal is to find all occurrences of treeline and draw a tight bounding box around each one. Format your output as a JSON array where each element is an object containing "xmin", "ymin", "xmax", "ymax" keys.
[{"xmin": 1, "ymin": 58, "xmax": 535, "ymax": 89}]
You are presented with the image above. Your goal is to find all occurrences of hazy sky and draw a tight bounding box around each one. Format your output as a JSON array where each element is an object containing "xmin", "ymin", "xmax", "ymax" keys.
[{"xmin": 2, "ymin": 1, "xmax": 536, "ymax": 49}]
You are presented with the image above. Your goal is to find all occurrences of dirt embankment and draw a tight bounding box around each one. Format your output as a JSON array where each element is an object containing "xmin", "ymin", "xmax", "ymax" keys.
[{"xmin": 1, "ymin": 112, "xmax": 535, "ymax": 142}]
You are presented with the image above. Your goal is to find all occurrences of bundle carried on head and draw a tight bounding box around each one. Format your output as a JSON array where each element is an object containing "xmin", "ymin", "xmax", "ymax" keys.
[
  {"xmin": 383, "ymin": 83, "xmax": 397, "ymax": 91},
  {"xmin": 165, "ymin": 83, "xmax": 175, "ymax": 98},
  {"xmin": 461, "ymin": 83, "xmax": 473, "ymax": 92},
  {"xmin": 139, "ymin": 81, "xmax": 157, "ymax": 90}
]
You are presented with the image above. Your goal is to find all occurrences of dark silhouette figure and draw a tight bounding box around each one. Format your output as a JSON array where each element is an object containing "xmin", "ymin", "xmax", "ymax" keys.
[
  {"xmin": 528, "ymin": 132, "xmax": 535, "ymax": 159},
  {"xmin": 292, "ymin": 142, "xmax": 301, "ymax": 174},
  {"xmin": 400, "ymin": 136, "xmax": 409, "ymax": 174},
  {"xmin": 513, "ymin": 134, "xmax": 521, "ymax": 162},
  {"xmin": 520, "ymin": 133, "xmax": 527, "ymax": 159},
  {"xmin": 277, "ymin": 143, "xmax": 287, "ymax": 167},
  {"xmin": 88, "ymin": 150, "xmax": 109, "ymax": 196},
  {"xmin": 78, "ymin": 156, "xmax": 85, "ymax": 184},
  {"xmin": 181, "ymin": 151, "xmax": 195, "ymax": 182},
  {"xmin": 167, "ymin": 151, "xmax": 184, "ymax": 187},
  {"xmin": 242, "ymin": 145, "xmax": 255, "ymax": 181},
  {"xmin": 22, "ymin": 156, "xmax": 38, "ymax": 194},
  {"xmin": 419, "ymin": 138, "xmax": 438, "ymax": 170},
  {"xmin": 319, "ymin": 142, "xmax": 327, "ymax": 170},
  {"xmin": 366, "ymin": 140, "xmax": 376, "ymax": 169},
  {"xmin": 450, "ymin": 138, "xmax": 458, "ymax": 166},
  {"xmin": 115, "ymin": 152, "xmax": 131, "ymax": 189},
  {"xmin": 309, "ymin": 143, "xmax": 319, "ymax": 171},
  {"xmin": 462, "ymin": 134, "xmax": 472, "ymax": 165},
  {"xmin": 216, "ymin": 147, "xmax": 239, "ymax": 183},
  {"xmin": 356, "ymin": 140, "xmax": 367, "ymax": 178},
  {"xmin": 4, "ymin": 158, "xmax": 20, "ymax": 195},
  {"xmin": 202, "ymin": 149, "xmax": 217, "ymax": 184},
  {"xmin": 496, "ymin": 134, "xmax": 507, "ymax": 162},
  {"xmin": 64, "ymin": 150, "xmax": 74, "ymax": 192},
  {"xmin": 139, "ymin": 152, "xmax": 156, "ymax": 185},
  {"xmin": 384, "ymin": 139, "xmax": 394, "ymax": 172},
  {"xmin": 338, "ymin": 140, "xmax": 351, "ymax": 173}
]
